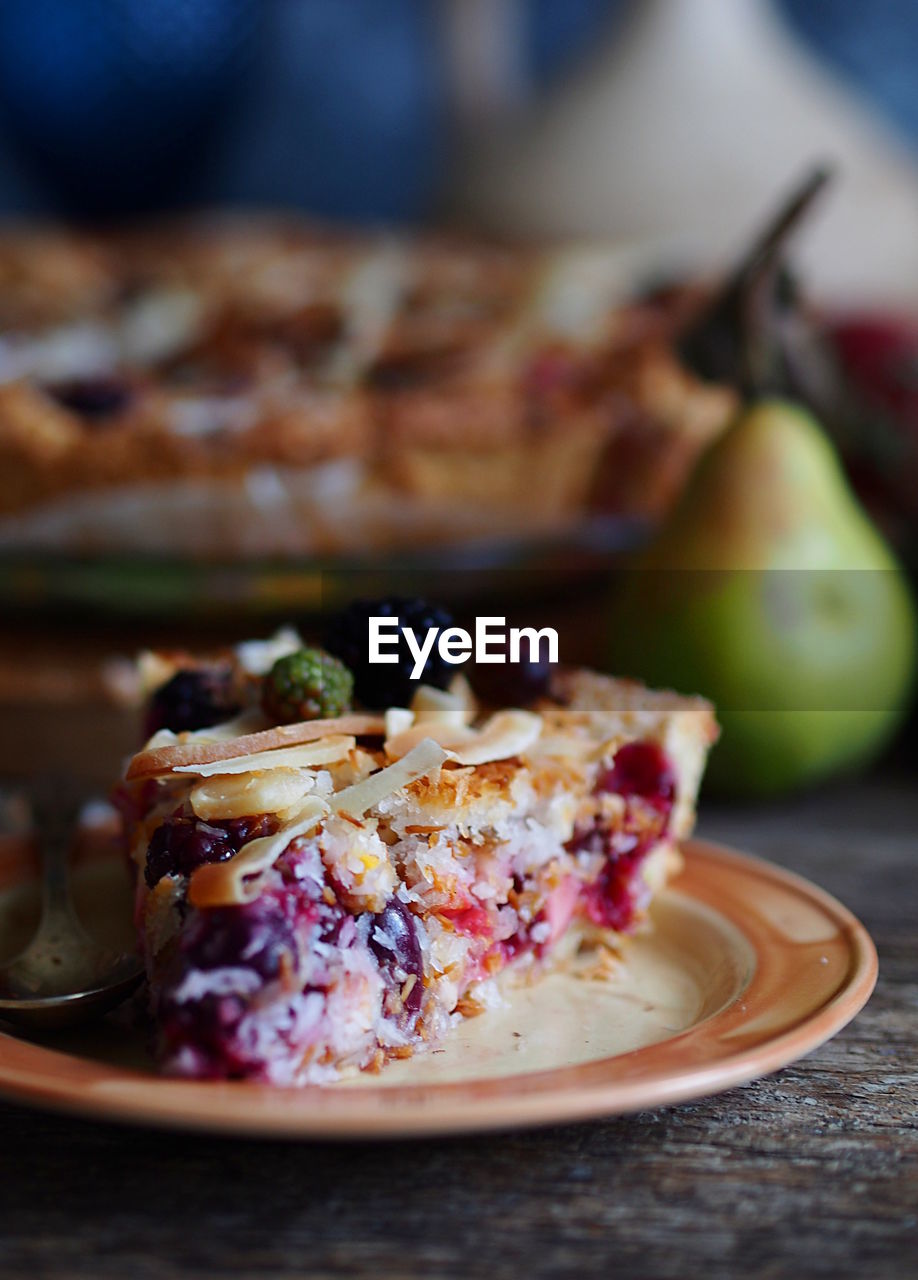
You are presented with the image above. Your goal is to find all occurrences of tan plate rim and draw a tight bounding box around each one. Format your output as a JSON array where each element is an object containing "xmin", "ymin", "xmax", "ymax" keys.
[{"xmin": 0, "ymin": 839, "xmax": 878, "ymax": 1140}]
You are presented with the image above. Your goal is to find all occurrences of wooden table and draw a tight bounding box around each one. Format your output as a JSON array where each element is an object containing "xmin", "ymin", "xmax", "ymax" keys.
[{"xmin": 0, "ymin": 767, "xmax": 914, "ymax": 1278}]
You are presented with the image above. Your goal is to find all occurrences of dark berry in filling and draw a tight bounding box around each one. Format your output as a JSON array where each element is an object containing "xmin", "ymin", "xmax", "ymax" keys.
[
  {"xmin": 157, "ymin": 896, "xmax": 302, "ymax": 1077},
  {"xmin": 144, "ymin": 813, "xmax": 276, "ymax": 888},
  {"xmin": 179, "ymin": 898, "xmax": 298, "ymax": 981},
  {"xmin": 158, "ymin": 993, "xmax": 250, "ymax": 1079},
  {"xmin": 216, "ymin": 814, "xmax": 279, "ymax": 848},
  {"xmin": 145, "ymin": 818, "xmax": 236, "ymax": 889},
  {"xmin": 47, "ymin": 375, "xmax": 133, "ymax": 420},
  {"xmin": 370, "ymin": 897, "xmax": 424, "ymax": 1016},
  {"xmin": 144, "ymin": 666, "xmax": 240, "ymax": 736},
  {"xmin": 325, "ymin": 597, "xmax": 455, "ymax": 708}
]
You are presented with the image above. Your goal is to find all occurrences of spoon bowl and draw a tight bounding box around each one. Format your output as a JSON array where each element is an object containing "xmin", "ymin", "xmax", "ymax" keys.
[
  {"xmin": 0, "ymin": 955, "xmax": 144, "ymax": 1031},
  {"xmin": 0, "ymin": 787, "xmax": 144, "ymax": 1033}
]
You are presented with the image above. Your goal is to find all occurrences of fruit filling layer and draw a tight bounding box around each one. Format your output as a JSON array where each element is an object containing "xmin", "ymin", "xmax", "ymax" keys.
[{"xmin": 118, "ymin": 619, "xmax": 717, "ymax": 1084}]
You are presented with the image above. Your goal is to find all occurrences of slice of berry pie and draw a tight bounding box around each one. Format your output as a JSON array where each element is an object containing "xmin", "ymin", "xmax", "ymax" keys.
[
  {"xmin": 115, "ymin": 608, "xmax": 717, "ymax": 1083},
  {"xmin": 0, "ymin": 218, "xmax": 735, "ymax": 555}
]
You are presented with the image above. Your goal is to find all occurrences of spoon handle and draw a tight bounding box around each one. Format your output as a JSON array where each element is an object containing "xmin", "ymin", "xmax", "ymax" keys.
[
  {"xmin": 28, "ymin": 785, "xmax": 84, "ymax": 926},
  {"xmin": 40, "ymin": 822, "xmax": 77, "ymax": 921}
]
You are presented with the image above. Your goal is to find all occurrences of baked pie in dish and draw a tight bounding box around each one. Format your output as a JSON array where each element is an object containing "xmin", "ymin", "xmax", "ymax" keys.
[
  {"xmin": 0, "ymin": 218, "xmax": 736, "ymax": 555},
  {"xmin": 114, "ymin": 609, "xmax": 717, "ymax": 1083}
]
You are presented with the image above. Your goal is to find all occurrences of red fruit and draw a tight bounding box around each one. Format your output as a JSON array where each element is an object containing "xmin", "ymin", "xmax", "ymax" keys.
[
  {"xmin": 439, "ymin": 902, "xmax": 491, "ymax": 938},
  {"xmin": 831, "ymin": 313, "xmax": 918, "ymax": 427},
  {"xmin": 595, "ymin": 741, "xmax": 676, "ymax": 814},
  {"xmin": 573, "ymin": 742, "xmax": 677, "ymax": 932}
]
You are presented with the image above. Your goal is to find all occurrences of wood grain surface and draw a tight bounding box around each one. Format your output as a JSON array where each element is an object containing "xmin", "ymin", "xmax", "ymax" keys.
[{"xmin": 0, "ymin": 768, "xmax": 914, "ymax": 1279}]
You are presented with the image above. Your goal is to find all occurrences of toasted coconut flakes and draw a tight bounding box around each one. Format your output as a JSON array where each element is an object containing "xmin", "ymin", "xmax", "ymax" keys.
[
  {"xmin": 331, "ymin": 738, "xmax": 449, "ymax": 819},
  {"xmin": 455, "ymin": 993, "xmax": 486, "ymax": 1018}
]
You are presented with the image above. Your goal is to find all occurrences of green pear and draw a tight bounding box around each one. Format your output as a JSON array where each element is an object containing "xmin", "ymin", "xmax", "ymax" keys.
[{"xmin": 607, "ymin": 400, "xmax": 917, "ymax": 795}]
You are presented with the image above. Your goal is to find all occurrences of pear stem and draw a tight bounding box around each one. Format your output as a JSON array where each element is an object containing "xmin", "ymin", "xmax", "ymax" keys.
[{"xmin": 678, "ymin": 165, "xmax": 834, "ymax": 393}]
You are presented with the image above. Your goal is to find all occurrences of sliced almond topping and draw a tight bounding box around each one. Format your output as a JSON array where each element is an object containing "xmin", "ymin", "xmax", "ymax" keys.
[
  {"xmin": 140, "ymin": 712, "xmax": 264, "ymax": 754},
  {"xmin": 188, "ymin": 797, "xmax": 329, "ymax": 908},
  {"xmin": 384, "ymin": 707, "xmax": 414, "ymax": 740},
  {"xmin": 190, "ymin": 769, "xmax": 315, "ymax": 822},
  {"xmin": 414, "ymin": 706, "xmax": 469, "ymax": 729},
  {"xmin": 410, "ymin": 683, "xmax": 473, "ymax": 726},
  {"xmin": 174, "ymin": 736, "xmax": 355, "ymax": 777},
  {"xmin": 385, "ymin": 710, "xmax": 543, "ymax": 766},
  {"xmin": 385, "ymin": 721, "xmax": 475, "ymax": 761},
  {"xmin": 332, "ymin": 738, "xmax": 449, "ymax": 818},
  {"xmin": 448, "ymin": 710, "xmax": 542, "ymax": 766},
  {"xmin": 126, "ymin": 714, "xmax": 385, "ymax": 780}
]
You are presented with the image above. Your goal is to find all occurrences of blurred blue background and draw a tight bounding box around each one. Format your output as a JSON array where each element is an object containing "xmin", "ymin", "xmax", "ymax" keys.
[{"xmin": 0, "ymin": 0, "xmax": 914, "ymax": 222}]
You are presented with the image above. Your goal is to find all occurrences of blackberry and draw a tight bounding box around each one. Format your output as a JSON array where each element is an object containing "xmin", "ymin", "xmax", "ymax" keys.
[
  {"xmin": 325, "ymin": 597, "xmax": 455, "ymax": 708},
  {"xmin": 261, "ymin": 647, "xmax": 353, "ymax": 723},
  {"xmin": 145, "ymin": 666, "xmax": 240, "ymax": 736}
]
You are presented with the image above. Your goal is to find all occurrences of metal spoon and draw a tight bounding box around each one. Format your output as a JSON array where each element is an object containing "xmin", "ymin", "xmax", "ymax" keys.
[{"xmin": 0, "ymin": 791, "xmax": 143, "ymax": 1031}]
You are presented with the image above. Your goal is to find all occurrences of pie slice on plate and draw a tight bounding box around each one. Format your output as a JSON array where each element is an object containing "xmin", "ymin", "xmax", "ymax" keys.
[{"xmin": 114, "ymin": 629, "xmax": 718, "ymax": 1084}]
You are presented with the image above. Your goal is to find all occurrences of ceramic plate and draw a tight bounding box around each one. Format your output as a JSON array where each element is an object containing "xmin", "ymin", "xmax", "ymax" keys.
[{"xmin": 0, "ymin": 839, "xmax": 876, "ymax": 1139}]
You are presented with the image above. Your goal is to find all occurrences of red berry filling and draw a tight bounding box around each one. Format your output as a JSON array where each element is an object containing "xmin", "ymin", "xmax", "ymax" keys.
[
  {"xmin": 595, "ymin": 741, "xmax": 676, "ymax": 813},
  {"xmin": 156, "ymin": 858, "xmax": 340, "ymax": 1078},
  {"xmin": 573, "ymin": 741, "xmax": 677, "ymax": 931},
  {"xmin": 440, "ymin": 902, "xmax": 492, "ymax": 938}
]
